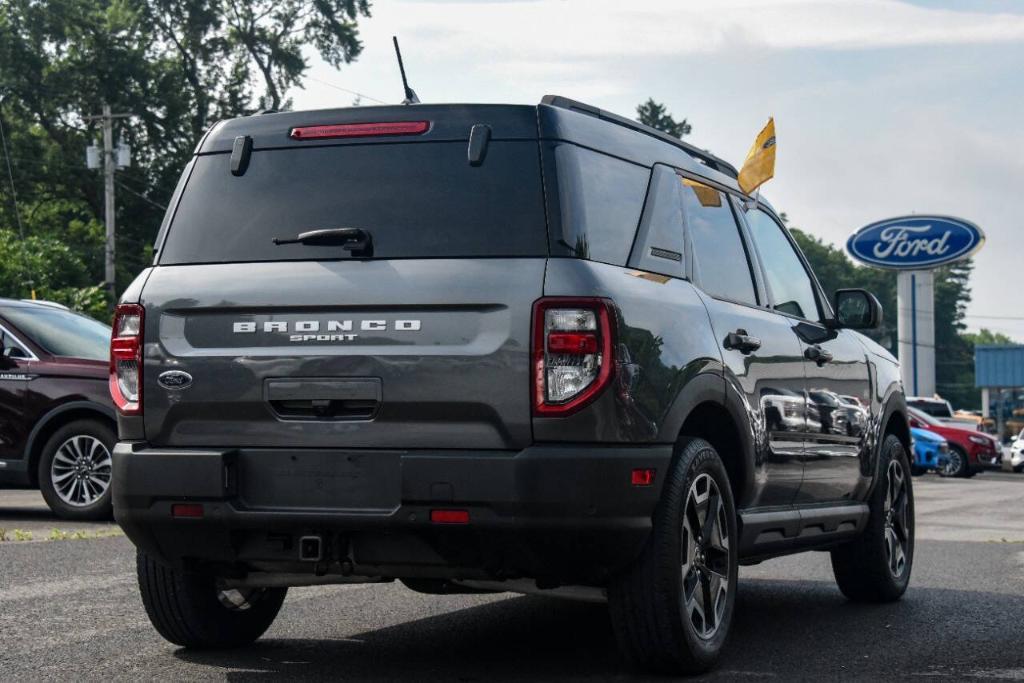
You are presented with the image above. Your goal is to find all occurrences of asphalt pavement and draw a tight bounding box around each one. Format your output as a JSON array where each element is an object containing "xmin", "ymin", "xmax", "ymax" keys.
[{"xmin": 2, "ymin": 473, "xmax": 1023, "ymax": 681}]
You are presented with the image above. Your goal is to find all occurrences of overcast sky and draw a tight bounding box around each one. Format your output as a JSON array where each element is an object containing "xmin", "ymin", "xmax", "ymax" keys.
[{"xmin": 291, "ymin": 0, "xmax": 1024, "ymax": 340}]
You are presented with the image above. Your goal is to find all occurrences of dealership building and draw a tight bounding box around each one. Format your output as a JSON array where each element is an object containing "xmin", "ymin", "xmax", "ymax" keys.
[{"xmin": 975, "ymin": 344, "xmax": 1024, "ymax": 438}]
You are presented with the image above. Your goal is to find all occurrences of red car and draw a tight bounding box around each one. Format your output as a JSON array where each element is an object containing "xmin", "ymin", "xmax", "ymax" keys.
[{"xmin": 907, "ymin": 406, "xmax": 1001, "ymax": 478}]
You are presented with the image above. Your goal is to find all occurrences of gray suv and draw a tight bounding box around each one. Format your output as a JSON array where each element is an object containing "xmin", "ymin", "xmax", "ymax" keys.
[{"xmin": 111, "ymin": 96, "xmax": 913, "ymax": 674}]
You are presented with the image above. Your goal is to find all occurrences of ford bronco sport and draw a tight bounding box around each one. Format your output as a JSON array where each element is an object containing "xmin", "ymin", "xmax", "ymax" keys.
[{"xmin": 111, "ymin": 96, "xmax": 913, "ymax": 674}]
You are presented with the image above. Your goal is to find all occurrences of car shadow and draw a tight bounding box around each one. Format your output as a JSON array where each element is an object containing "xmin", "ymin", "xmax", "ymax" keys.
[{"xmin": 173, "ymin": 578, "xmax": 1024, "ymax": 681}]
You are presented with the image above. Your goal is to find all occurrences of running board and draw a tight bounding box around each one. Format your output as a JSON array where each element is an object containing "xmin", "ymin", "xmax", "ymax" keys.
[{"xmin": 738, "ymin": 504, "xmax": 869, "ymax": 561}]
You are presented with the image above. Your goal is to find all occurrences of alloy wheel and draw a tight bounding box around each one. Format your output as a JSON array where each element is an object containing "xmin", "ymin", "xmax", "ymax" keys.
[
  {"xmin": 942, "ymin": 449, "xmax": 963, "ymax": 477},
  {"xmin": 680, "ymin": 472, "xmax": 730, "ymax": 640},
  {"xmin": 883, "ymin": 459, "xmax": 910, "ymax": 578},
  {"xmin": 50, "ymin": 435, "xmax": 112, "ymax": 507}
]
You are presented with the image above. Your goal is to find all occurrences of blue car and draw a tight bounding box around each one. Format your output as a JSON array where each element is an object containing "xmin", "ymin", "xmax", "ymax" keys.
[{"xmin": 911, "ymin": 426, "xmax": 949, "ymax": 475}]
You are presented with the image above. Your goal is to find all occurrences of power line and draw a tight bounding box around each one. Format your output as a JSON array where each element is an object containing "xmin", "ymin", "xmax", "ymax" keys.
[
  {"xmin": 963, "ymin": 314, "xmax": 1024, "ymax": 321},
  {"xmin": 114, "ymin": 179, "xmax": 167, "ymax": 211},
  {"xmin": 0, "ymin": 98, "xmax": 25, "ymax": 238},
  {"xmin": 304, "ymin": 76, "xmax": 388, "ymax": 105}
]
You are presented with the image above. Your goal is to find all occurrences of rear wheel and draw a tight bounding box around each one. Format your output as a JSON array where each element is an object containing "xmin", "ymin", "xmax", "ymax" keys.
[
  {"xmin": 831, "ymin": 434, "xmax": 914, "ymax": 602},
  {"xmin": 608, "ymin": 438, "xmax": 738, "ymax": 674},
  {"xmin": 37, "ymin": 419, "xmax": 115, "ymax": 520},
  {"xmin": 137, "ymin": 549, "xmax": 287, "ymax": 648}
]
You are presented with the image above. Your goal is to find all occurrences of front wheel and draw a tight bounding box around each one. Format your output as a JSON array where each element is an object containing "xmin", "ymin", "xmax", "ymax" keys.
[
  {"xmin": 137, "ymin": 550, "xmax": 287, "ymax": 648},
  {"xmin": 939, "ymin": 445, "xmax": 969, "ymax": 478},
  {"xmin": 831, "ymin": 434, "xmax": 914, "ymax": 602},
  {"xmin": 608, "ymin": 438, "xmax": 738, "ymax": 674}
]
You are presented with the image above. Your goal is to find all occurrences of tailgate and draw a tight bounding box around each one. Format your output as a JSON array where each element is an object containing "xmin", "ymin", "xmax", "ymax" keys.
[{"xmin": 140, "ymin": 259, "xmax": 543, "ymax": 449}]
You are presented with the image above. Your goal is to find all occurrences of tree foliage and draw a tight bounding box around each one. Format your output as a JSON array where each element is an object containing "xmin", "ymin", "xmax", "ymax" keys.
[
  {"xmin": 0, "ymin": 0, "xmax": 371, "ymax": 314},
  {"xmin": 636, "ymin": 98, "xmax": 691, "ymax": 138}
]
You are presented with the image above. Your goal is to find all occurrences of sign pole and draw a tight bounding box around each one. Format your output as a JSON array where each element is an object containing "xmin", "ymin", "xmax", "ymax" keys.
[{"xmin": 896, "ymin": 270, "xmax": 935, "ymax": 398}]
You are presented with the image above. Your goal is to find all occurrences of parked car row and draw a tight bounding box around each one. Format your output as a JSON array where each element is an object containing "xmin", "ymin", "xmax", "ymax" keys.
[{"xmin": 907, "ymin": 406, "xmax": 1004, "ymax": 477}]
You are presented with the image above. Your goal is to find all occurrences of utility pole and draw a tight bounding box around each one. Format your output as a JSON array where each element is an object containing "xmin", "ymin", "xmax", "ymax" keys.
[{"xmin": 85, "ymin": 104, "xmax": 131, "ymax": 299}]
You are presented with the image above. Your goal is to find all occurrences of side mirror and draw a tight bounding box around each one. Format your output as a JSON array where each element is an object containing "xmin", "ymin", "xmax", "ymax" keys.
[{"xmin": 833, "ymin": 289, "xmax": 882, "ymax": 330}]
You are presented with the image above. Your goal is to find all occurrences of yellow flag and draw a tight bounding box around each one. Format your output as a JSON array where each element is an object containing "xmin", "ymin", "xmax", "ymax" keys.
[{"xmin": 737, "ymin": 117, "xmax": 775, "ymax": 195}]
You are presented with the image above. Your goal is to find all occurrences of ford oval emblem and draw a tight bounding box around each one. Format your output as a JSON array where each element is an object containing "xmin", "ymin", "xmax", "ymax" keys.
[
  {"xmin": 846, "ymin": 215, "xmax": 984, "ymax": 270},
  {"xmin": 157, "ymin": 370, "xmax": 193, "ymax": 390}
]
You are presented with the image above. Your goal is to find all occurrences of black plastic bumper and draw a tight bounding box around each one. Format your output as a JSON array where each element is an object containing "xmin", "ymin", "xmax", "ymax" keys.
[{"xmin": 112, "ymin": 442, "xmax": 672, "ymax": 584}]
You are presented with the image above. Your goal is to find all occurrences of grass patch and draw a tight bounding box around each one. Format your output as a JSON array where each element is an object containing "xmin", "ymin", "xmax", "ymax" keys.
[{"xmin": 0, "ymin": 527, "xmax": 124, "ymax": 542}]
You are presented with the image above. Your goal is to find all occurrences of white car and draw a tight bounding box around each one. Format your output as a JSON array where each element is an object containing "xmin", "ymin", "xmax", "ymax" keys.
[{"xmin": 1010, "ymin": 430, "xmax": 1024, "ymax": 473}]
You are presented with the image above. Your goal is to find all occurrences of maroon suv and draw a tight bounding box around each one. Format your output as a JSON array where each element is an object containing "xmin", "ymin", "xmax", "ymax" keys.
[{"xmin": 0, "ymin": 299, "xmax": 115, "ymax": 519}]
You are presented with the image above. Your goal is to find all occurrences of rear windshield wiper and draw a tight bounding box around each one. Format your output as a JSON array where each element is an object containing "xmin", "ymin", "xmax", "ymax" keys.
[{"xmin": 273, "ymin": 227, "xmax": 373, "ymax": 256}]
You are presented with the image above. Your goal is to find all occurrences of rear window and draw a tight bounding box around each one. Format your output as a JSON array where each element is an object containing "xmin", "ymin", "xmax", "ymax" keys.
[
  {"xmin": 159, "ymin": 141, "xmax": 547, "ymax": 264},
  {"xmin": 908, "ymin": 399, "xmax": 952, "ymax": 418}
]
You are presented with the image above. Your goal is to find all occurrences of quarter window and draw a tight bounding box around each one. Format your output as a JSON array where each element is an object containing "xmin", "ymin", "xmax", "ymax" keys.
[
  {"xmin": 745, "ymin": 209, "xmax": 821, "ymax": 322},
  {"xmin": 680, "ymin": 177, "xmax": 757, "ymax": 305}
]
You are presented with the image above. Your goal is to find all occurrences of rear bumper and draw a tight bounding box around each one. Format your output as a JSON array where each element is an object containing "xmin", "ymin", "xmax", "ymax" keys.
[{"xmin": 112, "ymin": 442, "xmax": 672, "ymax": 585}]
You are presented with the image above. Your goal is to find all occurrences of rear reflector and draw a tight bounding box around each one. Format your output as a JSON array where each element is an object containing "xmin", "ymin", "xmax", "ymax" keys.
[
  {"xmin": 171, "ymin": 503, "xmax": 204, "ymax": 518},
  {"xmin": 289, "ymin": 121, "xmax": 430, "ymax": 140},
  {"xmin": 430, "ymin": 509, "xmax": 470, "ymax": 524},
  {"xmin": 631, "ymin": 468, "xmax": 656, "ymax": 487}
]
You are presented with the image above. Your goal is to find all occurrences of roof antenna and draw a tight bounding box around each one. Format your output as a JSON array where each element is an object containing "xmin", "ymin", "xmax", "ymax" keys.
[{"xmin": 392, "ymin": 36, "xmax": 420, "ymax": 105}]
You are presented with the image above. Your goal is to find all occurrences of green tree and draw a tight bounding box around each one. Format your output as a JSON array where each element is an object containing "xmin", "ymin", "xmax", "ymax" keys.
[
  {"xmin": 636, "ymin": 98, "xmax": 691, "ymax": 138},
  {"xmin": 0, "ymin": 0, "xmax": 372, "ymax": 313},
  {"xmin": 963, "ymin": 328, "xmax": 1015, "ymax": 346}
]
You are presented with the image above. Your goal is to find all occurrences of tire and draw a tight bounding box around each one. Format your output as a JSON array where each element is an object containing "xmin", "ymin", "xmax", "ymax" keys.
[
  {"xmin": 137, "ymin": 549, "xmax": 287, "ymax": 648},
  {"xmin": 830, "ymin": 434, "xmax": 914, "ymax": 603},
  {"xmin": 37, "ymin": 419, "xmax": 116, "ymax": 520},
  {"xmin": 910, "ymin": 465, "xmax": 925, "ymax": 477},
  {"xmin": 939, "ymin": 445, "xmax": 969, "ymax": 478},
  {"xmin": 1014, "ymin": 464, "xmax": 1024, "ymax": 474},
  {"xmin": 608, "ymin": 438, "xmax": 738, "ymax": 675}
]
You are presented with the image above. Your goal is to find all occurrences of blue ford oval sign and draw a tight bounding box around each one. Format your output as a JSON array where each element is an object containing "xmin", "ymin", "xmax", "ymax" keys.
[{"xmin": 846, "ymin": 215, "xmax": 984, "ymax": 270}]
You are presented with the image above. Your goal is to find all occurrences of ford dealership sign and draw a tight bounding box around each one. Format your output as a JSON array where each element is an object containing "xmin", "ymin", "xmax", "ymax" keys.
[{"xmin": 846, "ymin": 215, "xmax": 984, "ymax": 270}]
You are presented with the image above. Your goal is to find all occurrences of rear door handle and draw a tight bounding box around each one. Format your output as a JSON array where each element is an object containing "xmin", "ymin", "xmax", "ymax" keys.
[
  {"xmin": 724, "ymin": 329, "xmax": 762, "ymax": 355},
  {"xmin": 805, "ymin": 345, "xmax": 834, "ymax": 366}
]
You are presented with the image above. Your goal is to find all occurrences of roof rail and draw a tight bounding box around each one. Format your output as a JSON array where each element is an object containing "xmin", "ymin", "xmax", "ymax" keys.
[{"xmin": 540, "ymin": 95, "xmax": 739, "ymax": 179}]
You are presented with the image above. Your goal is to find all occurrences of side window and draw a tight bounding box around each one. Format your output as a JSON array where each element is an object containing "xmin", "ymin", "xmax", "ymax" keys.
[
  {"xmin": 628, "ymin": 165, "xmax": 685, "ymax": 278},
  {"xmin": 745, "ymin": 209, "xmax": 821, "ymax": 322},
  {"xmin": 680, "ymin": 177, "xmax": 758, "ymax": 305},
  {"xmin": 552, "ymin": 144, "xmax": 649, "ymax": 266}
]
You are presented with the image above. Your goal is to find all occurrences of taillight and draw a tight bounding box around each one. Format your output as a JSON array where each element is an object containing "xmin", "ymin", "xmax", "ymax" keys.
[
  {"xmin": 289, "ymin": 121, "xmax": 430, "ymax": 140},
  {"xmin": 110, "ymin": 303, "xmax": 144, "ymax": 415},
  {"xmin": 532, "ymin": 298, "xmax": 616, "ymax": 416}
]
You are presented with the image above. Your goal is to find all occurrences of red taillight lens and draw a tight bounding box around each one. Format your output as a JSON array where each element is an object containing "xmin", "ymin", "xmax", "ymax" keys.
[
  {"xmin": 289, "ymin": 121, "xmax": 430, "ymax": 140},
  {"xmin": 532, "ymin": 298, "xmax": 616, "ymax": 416},
  {"xmin": 110, "ymin": 303, "xmax": 144, "ymax": 416}
]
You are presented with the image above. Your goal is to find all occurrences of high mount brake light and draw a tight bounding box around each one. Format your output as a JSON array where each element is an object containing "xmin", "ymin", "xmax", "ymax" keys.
[
  {"xmin": 532, "ymin": 298, "xmax": 616, "ymax": 417},
  {"xmin": 289, "ymin": 121, "xmax": 430, "ymax": 140},
  {"xmin": 110, "ymin": 303, "xmax": 144, "ymax": 416}
]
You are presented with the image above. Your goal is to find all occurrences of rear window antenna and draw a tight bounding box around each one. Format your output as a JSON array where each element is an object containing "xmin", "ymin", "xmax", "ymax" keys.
[{"xmin": 392, "ymin": 36, "xmax": 420, "ymax": 105}]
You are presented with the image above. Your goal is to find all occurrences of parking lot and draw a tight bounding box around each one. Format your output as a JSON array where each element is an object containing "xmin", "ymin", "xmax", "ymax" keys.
[{"xmin": 2, "ymin": 472, "xmax": 1023, "ymax": 681}]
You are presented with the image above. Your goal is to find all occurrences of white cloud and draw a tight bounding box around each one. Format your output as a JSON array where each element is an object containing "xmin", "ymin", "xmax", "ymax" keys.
[{"xmin": 291, "ymin": 0, "xmax": 1024, "ymax": 339}]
